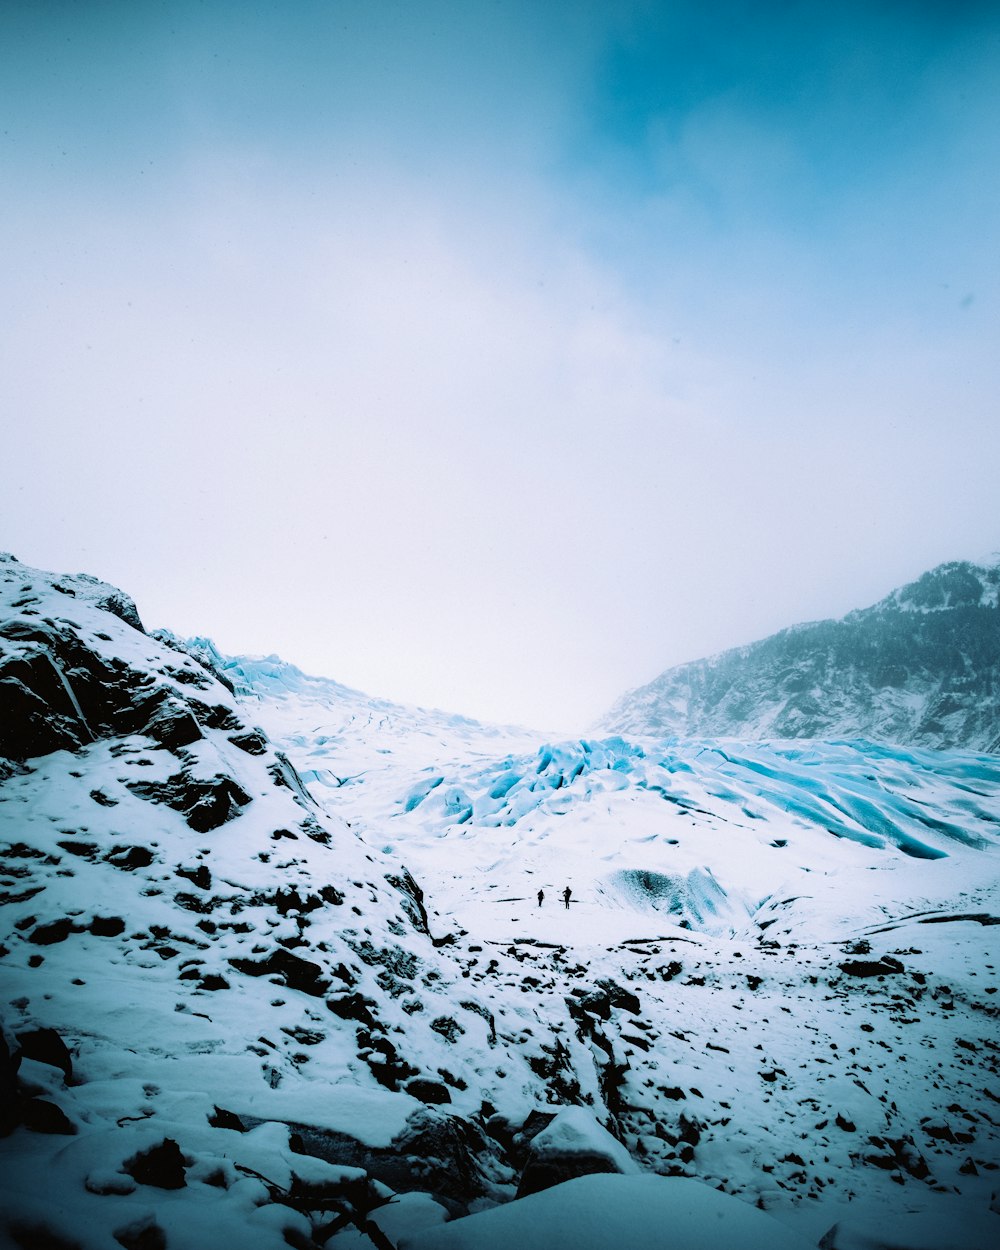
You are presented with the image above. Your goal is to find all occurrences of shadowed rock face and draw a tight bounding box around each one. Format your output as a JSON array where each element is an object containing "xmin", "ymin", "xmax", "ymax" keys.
[
  {"xmin": 603, "ymin": 559, "xmax": 1000, "ymax": 751},
  {"xmin": 0, "ymin": 616, "xmax": 181, "ymax": 762}
]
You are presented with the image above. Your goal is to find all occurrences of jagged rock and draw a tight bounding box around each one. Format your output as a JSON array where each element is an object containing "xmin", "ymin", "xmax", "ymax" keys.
[
  {"xmin": 124, "ymin": 1138, "xmax": 187, "ymax": 1189},
  {"xmin": 386, "ymin": 869, "xmax": 432, "ymax": 935},
  {"xmin": 126, "ymin": 771, "xmax": 251, "ymax": 832},
  {"xmin": 141, "ymin": 696, "xmax": 202, "ymax": 750},
  {"xmin": 207, "ymin": 1106, "xmax": 246, "ymax": 1131},
  {"xmin": 864, "ymin": 1135, "xmax": 930, "ymax": 1180},
  {"xmin": 838, "ymin": 957, "xmax": 904, "ymax": 978},
  {"xmin": 176, "ymin": 863, "xmax": 211, "ymax": 891},
  {"xmin": 365, "ymin": 1036, "xmax": 420, "ymax": 1090},
  {"xmin": 283, "ymin": 1107, "xmax": 495, "ymax": 1205},
  {"xmin": 516, "ymin": 1106, "xmax": 638, "ymax": 1198},
  {"xmin": 268, "ymin": 752, "xmax": 317, "ymax": 809},
  {"xmin": 229, "ymin": 948, "xmax": 329, "ymax": 997},
  {"xmin": 596, "ymin": 978, "xmax": 641, "ymax": 1015},
  {"xmin": 0, "ymin": 668, "xmax": 87, "ymax": 758},
  {"xmin": 364, "ymin": 1108, "xmax": 491, "ymax": 1202},
  {"xmin": 228, "ymin": 729, "xmax": 267, "ymax": 755},
  {"xmin": 430, "ymin": 1016, "xmax": 465, "ymax": 1043},
  {"xmin": 89, "ymin": 585, "xmax": 144, "ymax": 632}
]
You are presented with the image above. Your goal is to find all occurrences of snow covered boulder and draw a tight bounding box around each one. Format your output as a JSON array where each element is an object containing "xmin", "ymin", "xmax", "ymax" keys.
[
  {"xmin": 400, "ymin": 1174, "xmax": 814, "ymax": 1250},
  {"xmin": 516, "ymin": 1106, "xmax": 638, "ymax": 1198}
]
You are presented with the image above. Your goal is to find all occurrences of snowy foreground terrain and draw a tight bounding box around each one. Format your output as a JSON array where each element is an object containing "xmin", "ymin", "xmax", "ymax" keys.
[{"xmin": 2, "ymin": 556, "xmax": 999, "ymax": 1250}]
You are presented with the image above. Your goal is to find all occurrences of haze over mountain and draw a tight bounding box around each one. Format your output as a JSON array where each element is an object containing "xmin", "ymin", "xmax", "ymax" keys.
[
  {"xmin": 2, "ymin": 553, "xmax": 999, "ymax": 1250},
  {"xmin": 603, "ymin": 560, "xmax": 1000, "ymax": 752}
]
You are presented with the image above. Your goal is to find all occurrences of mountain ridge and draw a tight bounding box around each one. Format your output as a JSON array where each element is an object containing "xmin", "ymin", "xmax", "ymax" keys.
[{"xmin": 603, "ymin": 558, "xmax": 1000, "ymax": 751}]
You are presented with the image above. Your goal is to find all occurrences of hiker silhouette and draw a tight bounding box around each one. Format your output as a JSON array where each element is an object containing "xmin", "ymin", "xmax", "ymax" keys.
[
  {"xmin": 537, "ymin": 889, "xmax": 544, "ymax": 907},
  {"xmin": 562, "ymin": 886, "xmax": 572, "ymax": 909}
]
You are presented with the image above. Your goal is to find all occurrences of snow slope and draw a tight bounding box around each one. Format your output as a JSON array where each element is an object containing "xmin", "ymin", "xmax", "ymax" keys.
[
  {"xmin": 603, "ymin": 560, "xmax": 1000, "ymax": 751},
  {"xmin": 2, "ymin": 556, "xmax": 1000, "ymax": 1250},
  {"xmin": 233, "ymin": 643, "xmax": 1000, "ymax": 1246}
]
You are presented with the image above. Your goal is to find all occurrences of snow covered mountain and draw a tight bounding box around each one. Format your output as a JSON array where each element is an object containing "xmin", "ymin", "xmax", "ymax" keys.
[
  {"xmin": 602, "ymin": 559, "xmax": 1000, "ymax": 751},
  {"xmin": 2, "ymin": 554, "xmax": 1000, "ymax": 1250}
]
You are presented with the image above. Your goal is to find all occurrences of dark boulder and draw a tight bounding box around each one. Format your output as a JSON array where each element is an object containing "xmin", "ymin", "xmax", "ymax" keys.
[
  {"xmin": 17, "ymin": 1028, "xmax": 75, "ymax": 1079},
  {"xmin": 176, "ymin": 864, "xmax": 211, "ymax": 891},
  {"xmin": 208, "ymin": 1106, "xmax": 246, "ymax": 1131},
  {"xmin": 228, "ymin": 729, "xmax": 268, "ymax": 755},
  {"xmin": 28, "ymin": 919, "xmax": 80, "ymax": 946},
  {"xmin": 404, "ymin": 1078, "xmax": 452, "ymax": 1106},
  {"xmin": 124, "ymin": 1138, "xmax": 187, "ymax": 1189},
  {"xmin": 89, "ymin": 916, "xmax": 126, "ymax": 937}
]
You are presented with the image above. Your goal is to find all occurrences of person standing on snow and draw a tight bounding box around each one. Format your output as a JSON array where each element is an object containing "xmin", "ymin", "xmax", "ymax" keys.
[
  {"xmin": 537, "ymin": 889, "xmax": 544, "ymax": 907},
  {"xmin": 562, "ymin": 886, "xmax": 572, "ymax": 909}
]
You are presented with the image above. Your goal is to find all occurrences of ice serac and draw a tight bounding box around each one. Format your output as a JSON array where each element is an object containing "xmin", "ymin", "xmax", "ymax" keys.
[{"xmin": 602, "ymin": 559, "xmax": 1000, "ymax": 751}]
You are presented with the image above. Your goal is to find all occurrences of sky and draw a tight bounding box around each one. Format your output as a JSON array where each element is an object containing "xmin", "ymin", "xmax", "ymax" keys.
[{"xmin": 2, "ymin": 0, "xmax": 999, "ymax": 730}]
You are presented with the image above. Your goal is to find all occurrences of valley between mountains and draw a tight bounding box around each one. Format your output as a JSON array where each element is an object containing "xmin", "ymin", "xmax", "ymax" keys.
[{"xmin": 1, "ymin": 554, "xmax": 998, "ymax": 1250}]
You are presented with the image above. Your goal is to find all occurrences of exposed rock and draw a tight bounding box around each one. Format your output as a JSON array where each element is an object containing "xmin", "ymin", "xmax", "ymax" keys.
[
  {"xmin": 105, "ymin": 845, "xmax": 155, "ymax": 871},
  {"xmin": 196, "ymin": 973, "xmax": 230, "ymax": 991},
  {"xmin": 284, "ymin": 1107, "xmax": 497, "ymax": 1206},
  {"xmin": 28, "ymin": 919, "xmax": 80, "ymax": 946},
  {"xmin": 141, "ymin": 696, "xmax": 202, "ymax": 750},
  {"xmin": 89, "ymin": 916, "xmax": 126, "ymax": 937},
  {"xmin": 838, "ymin": 957, "xmax": 905, "ymax": 978},
  {"xmin": 228, "ymin": 729, "xmax": 268, "ymax": 755},
  {"xmin": 326, "ymin": 992, "xmax": 378, "ymax": 1028},
  {"xmin": 124, "ymin": 1138, "xmax": 187, "ymax": 1189},
  {"xmin": 229, "ymin": 948, "xmax": 329, "ymax": 997},
  {"xmin": 404, "ymin": 1078, "xmax": 453, "ymax": 1106},
  {"xmin": 127, "ymin": 772, "xmax": 251, "ymax": 832},
  {"xmin": 516, "ymin": 1106, "xmax": 638, "ymax": 1198},
  {"xmin": 207, "ymin": 1106, "xmax": 246, "ymax": 1131},
  {"xmin": 176, "ymin": 863, "xmax": 211, "ymax": 891}
]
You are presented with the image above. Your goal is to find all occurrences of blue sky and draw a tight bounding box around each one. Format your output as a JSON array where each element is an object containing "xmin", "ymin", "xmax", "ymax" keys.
[{"xmin": 2, "ymin": 1, "xmax": 998, "ymax": 727}]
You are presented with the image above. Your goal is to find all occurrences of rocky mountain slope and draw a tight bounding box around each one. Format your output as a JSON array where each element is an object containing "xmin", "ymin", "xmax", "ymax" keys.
[
  {"xmin": 602, "ymin": 560, "xmax": 1000, "ymax": 751},
  {"xmin": 2, "ymin": 554, "xmax": 1000, "ymax": 1250}
]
